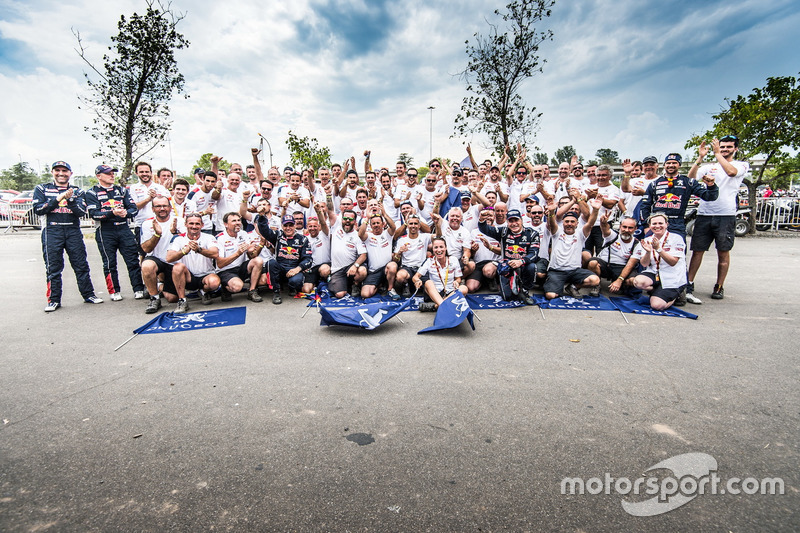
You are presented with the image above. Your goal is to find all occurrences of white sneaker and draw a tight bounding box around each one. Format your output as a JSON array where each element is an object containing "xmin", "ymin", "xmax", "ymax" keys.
[
  {"xmin": 84, "ymin": 295, "xmax": 104, "ymax": 304},
  {"xmin": 686, "ymin": 292, "xmax": 703, "ymax": 305},
  {"xmin": 110, "ymin": 292, "xmax": 123, "ymax": 301},
  {"xmin": 44, "ymin": 301, "xmax": 60, "ymax": 312},
  {"xmin": 134, "ymin": 291, "xmax": 146, "ymax": 299}
]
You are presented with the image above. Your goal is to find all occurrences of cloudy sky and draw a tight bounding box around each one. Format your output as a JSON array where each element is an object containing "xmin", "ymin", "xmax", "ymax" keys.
[{"xmin": 1, "ymin": 0, "xmax": 798, "ymax": 178}]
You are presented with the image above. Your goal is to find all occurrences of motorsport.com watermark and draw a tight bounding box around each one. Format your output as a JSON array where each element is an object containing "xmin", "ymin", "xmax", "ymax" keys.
[{"xmin": 560, "ymin": 453, "xmax": 784, "ymax": 516}]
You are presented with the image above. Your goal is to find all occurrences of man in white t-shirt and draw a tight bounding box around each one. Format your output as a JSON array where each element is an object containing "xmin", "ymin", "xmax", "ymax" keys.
[
  {"xmin": 544, "ymin": 197, "xmax": 602, "ymax": 299},
  {"xmin": 392, "ymin": 214, "xmax": 432, "ymax": 297},
  {"xmin": 328, "ymin": 209, "xmax": 367, "ymax": 298},
  {"xmin": 685, "ymin": 136, "xmax": 750, "ymax": 302},
  {"xmin": 358, "ymin": 204, "xmax": 397, "ymax": 299},
  {"xmin": 301, "ymin": 202, "xmax": 332, "ymax": 294},
  {"xmin": 129, "ymin": 161, "xmax": 171, "ymax": 253},
  {"xmin": 212, "ymin": 172, "xmax": 243, "ymax": 231},
  {"xmin": 586, "ymin": 214, "xmax": 639, "ymax": 297},
  {"xmin": 162, "ymin": 213, "xmax": 221, "ymax": 314},
  {"xmin": 216, "ymin": 212, "xmax": 264, "ymax": 302},
  {"xmin": 188, "ymin": 171, "xmax": 218, "ymax": 234}
]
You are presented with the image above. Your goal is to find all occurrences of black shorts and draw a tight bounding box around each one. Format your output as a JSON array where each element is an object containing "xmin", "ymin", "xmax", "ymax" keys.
[
  {"xmin": 163, "ymin": 271, "xmax": 209, "ymax": 294},
  {"xmin": 588, "ymin": 257, "xmax": 624, "ymax": 280},
  {"xmin": 467, "ymin": 260, "xmax": 494, "ymax": 281},
  {"xmin": 583, "ymin": 225, "xmax": 604, "ymax": 255},
  {"xmin": 638, "ymin": 272, "xmax": 683, "ymax": 303},
  {"xmin": 143, "ymin": 255, "xmax": 173, "ymax": 276},
  {"xmin": 303, "ymin": 263, "xmax": 330, "ymax": 284},
  {"xmin": 543, "ymin": 268, "xmax": 595, "ymax": 296},
  {"xmin": 690, "ymin": 215, "xmax": 736, "ymax": 252},
  {"xmin": 218, "ymin": 260, "xmax": 251, "ymax": 285},
  {"xmin": 363, "ymin": 268, "xmax": 387, "ymax": 287},
  {"xmin": 399, "ymin": 265, "xmax": 420, "ymax": 278},
  {"xmin": 328, "ymin": 264, "xmax": 357, "ymax": 295}
]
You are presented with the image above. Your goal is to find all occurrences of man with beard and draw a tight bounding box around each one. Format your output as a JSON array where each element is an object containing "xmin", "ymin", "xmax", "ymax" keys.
[
  {"xmin": 212, "ymin": 171, "xmax": 243, "ymax": 232},
  {"xmin": 392, "ymin": 214, "xmax": 432, "ymax": 297},
  {"xmin": 685, "ymin": 136, "xmax": 750, "ymax": 302},
  {"xmin": 164, "ymin": 214, "xmax": 221, "ymax": 314},
  {"xmin": 188, "ymin": 171, "xmax": 218, "ymax": 235},
  {"xmin": 129, "ymin": 161, "xmax": 170, "ymax": 254},
  {"xmin": 140, "ymin": 196, "xmax": 185, "ymax": 310},
  {"xmin": 301, "ymin": 203, "xmax": 332, "ymax": 294},
  {"xmin": 328, "ymin": 209, "xmax": 367, "ymax": 298},
  {"xmin": 359, "ymin": 203, "xmax": 397, "ymax": 299},
  {"xmin": 586, "ymin": 214, "xmax": 640, "ymax": 297}
]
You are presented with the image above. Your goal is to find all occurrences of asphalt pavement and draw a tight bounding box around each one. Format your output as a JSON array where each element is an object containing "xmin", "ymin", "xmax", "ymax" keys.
[{"xmin": 0, "ymin": 229, "xmax": 798, "ymax": 532}]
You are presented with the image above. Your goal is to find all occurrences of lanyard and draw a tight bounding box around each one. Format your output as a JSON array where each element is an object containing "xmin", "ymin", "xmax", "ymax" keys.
[
  {"xmin": 434, "ymin": 256, "xmax": 449, "ymax": 289},
  {"xmin": 654, "ymin": 231, "xmax": 669, "ymax": 281}
]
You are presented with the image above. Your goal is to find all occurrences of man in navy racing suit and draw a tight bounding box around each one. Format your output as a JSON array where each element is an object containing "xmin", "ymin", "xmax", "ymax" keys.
[
  {"xmin": 33, "ymin": 160, "xmax": 103, "ymax": 312},
  {"xmin": 478, "ymin": 208, "xmax": 540, "ymax": 305},
  {"xmin": 85, "ymin": 164, "xmax": 145, "ymax": 301},
  {"xmin": 256, "ymin": 213, "xmax": 313, "ymax": 304},
  {"xmin": 639, "ymin": 153, "xmax": 718, "ymax": 239}
]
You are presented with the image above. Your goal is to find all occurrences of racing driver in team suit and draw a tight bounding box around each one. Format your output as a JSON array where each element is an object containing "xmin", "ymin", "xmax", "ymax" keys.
[
  {"xmin": 33, "ymin": 160, "xmax": 103, "ymax": 312},
  {"xmin": 639, "ymin": 153, "xmax": 718, "ymax": 239},
  {"xmin": 478, "ymin": 208, "xmax": 540, "ymax": 305},
  {"xmin": 256, "ymin": 213, "xmax": 313, "ymax": 304},
  {"xmin": 85, "ymin": 165, "xmax": 145, "ymax": 300}
]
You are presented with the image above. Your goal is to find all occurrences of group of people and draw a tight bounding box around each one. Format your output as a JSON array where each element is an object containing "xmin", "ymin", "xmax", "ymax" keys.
[{"xmin": 35, "ymin": 135, "xmax": 749, "ymax": 315}]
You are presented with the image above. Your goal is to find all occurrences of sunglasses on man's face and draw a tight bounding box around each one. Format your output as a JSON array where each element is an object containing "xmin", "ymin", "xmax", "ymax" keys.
[
  {"xmin": 407, "ymin": 174, "xmax": 418, "ymax": 178},
  {"xmin": 342, "ymin": 216, "xmax": 355, "ymax": 221}
]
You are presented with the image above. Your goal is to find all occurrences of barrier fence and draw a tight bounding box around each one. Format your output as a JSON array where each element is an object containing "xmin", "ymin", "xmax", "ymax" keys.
[{"xmin": 1, "ymin": 200, "xmax": 95, "ymax": 233}]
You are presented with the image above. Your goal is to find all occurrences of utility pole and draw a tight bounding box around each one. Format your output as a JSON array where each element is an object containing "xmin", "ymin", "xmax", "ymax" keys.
[{"xmin": 427, "ymin": 106, "xmax": 435, "ymax": 163}]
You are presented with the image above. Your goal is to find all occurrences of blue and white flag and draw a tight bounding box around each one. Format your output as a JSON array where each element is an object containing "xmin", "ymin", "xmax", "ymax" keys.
[
  {"xmin": 609, "ymin": 296, "xmax": 699, "ymax": 320},
  {"xmin": 465, "ymin": 294, "xmax": 526, "ymax": 310},
  {"xmin": 459, "ymin": 155, "xmax": 472, "ymax": 169},
  {"xmin": 418, "ymin": 294, "xmax": 476, "ymax": 334},
  {"xmin": 534, "ymin": 294, "xmax": 619, "ymax": 311},
  {"xmin": 133, "ymin": 307, "xmax": 247, "ymax": 334},
  {"xmin": 438, "ymin": 186, "xmax": 465, "ymax": 219},
  {"xmin": 319, "ymin": 298, "xmax": 414, "ymax": 330}
]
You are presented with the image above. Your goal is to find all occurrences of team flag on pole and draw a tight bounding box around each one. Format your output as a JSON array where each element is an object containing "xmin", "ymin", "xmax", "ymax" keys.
[
  {"xmin": 609, "ymin": 296, "xmax": 699, "ymax": 320},
  {"xmin": 319, "ymin": 298, "xmax": 414, "ymax": 330},
  {"xmin": 133, "ymin": 307, "xmax": 248, "ymax": 335}
]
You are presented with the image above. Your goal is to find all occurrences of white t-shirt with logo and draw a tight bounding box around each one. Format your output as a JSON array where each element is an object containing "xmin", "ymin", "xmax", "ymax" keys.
[
  {"xmin": 216, "ymin": 229, "xmax": 251, "ymax": 270},
  {"xmin": 696, "ymin": 160, "xmax": 750, "ymax": 216},
  {"xmin": 395, "ymin": 232, "xmax": 432, "ymax": 268},
  {"xmin": 549, "ymin": 228, "xmax": 587, "ymax": 271},
  {"xmin": 330, "ymin": 222, "xmax": 366, "ymax": 273}
]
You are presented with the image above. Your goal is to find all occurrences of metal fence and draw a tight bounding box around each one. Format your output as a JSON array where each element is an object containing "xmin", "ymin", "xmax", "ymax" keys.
[
  {"xmin": 752, "ymin": 197, "xmax": 800, "ymax": 231},
  {"xmin": 1, "ymin": 200, "xmax": 95, "ymax": 233}
]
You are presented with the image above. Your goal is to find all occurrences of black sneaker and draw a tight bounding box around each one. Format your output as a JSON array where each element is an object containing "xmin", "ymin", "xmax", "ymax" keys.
[
  {"xmin": 419, "ymin": 302, "xmax": 437, "ymax": 312},
  {"xmin": 221, "ymin": 288, "xmax": 232, "ymax": 302},
  {"xmin": 272, "ymin": 292, "xmax": 282, "ymax": 305},
  {"xmin": 288, "ymin": 287, "xmax": 297, "ymax": 297},
  {"xmin": 145, "ymin": 297, "xmax": 162, "ymax": 314},
  {"xmin": 519, "ymin": 289, "xmax": 534, "ymax": 306},
  {"xmin": 200, "ymin": 291, "xmax": 212, "ymax": 305},
  {"xmin": 247, "ymin": 290, "xmax": 263, "ymax": 302},
  {"xmin": 401, "ymin": 285, "xmax": 411, "ymax": 298},
  {"xmin": 711, "ymin": 285, "xmax": 724, "ymax": 300},
  {"xmin": 350, "ymin": 284, "xmax": 361, "ymax": 298}
]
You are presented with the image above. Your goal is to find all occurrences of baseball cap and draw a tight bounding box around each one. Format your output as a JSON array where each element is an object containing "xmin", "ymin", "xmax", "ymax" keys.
[
  {"xmin": 642, "ymin": 156, "xmax": 658, "ymax": 164},
  {"xmin": 563, "ymin": 211, "xmax": 580, "ymax": 221},
  {"xmin": 51, "ymin": 160, "xmax": 71, "ymax": 171},
  {"xmin": 664, "ymin": 153, "xmax": 682, "ymax": 163},
  {"xmin": 283, "ymin": 166, "xmax": 294, "ymax": 172},
  {"xmin": 452, "ymin": 168, "xmax": 463, "ymax": 176},
  {"xmin": 525, "ymin": 195, "xmax": 540, "ymax": 203},
  {"xmin": 95, "ymin": 164, "xmax": 118, "ymax": 175},
  {"xmin": 507, "ymin": 209, "xmax": 522, "ymax": 220},
  {"xmin": 460, "ymin": 191, "xmax": 472, "ymax": 201},
  {"xmin": 193, "ymin": 167, "xmax": 205, "ymax": 175},
  {"xmin": 281, "ymin": 215, "xmax": 295, "ymax": 225}
]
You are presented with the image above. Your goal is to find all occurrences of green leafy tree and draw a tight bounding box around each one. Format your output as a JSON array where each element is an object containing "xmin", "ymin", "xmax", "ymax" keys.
[
  {"xmin": 0, "ymin": 162, "xmax": 47, "ymax": 191},
  {"xmin": 74, "ymin": 0, "xmax": 189, "ymax": 186},
  {"xmin": 551, "ymin": 145, "xmax": 579, "ymax": 166},
  {"xmin": 454, "ymin": 0, "xmax": 555, "ymax": 156},
  {"xmin": 397, "ymin": 153, "xmax": 414, "ymax": 166},
  {"xmin": 531, "ymin": 152, "xmax": 549, "ymax": 165},
  {"xmin": 595, "ymin": 148, "xmax": 620, "ymax": 165},
  {"xmin": 194, "ymin": 153, "xmax": 231, "ymax": 175},
  {"xmin": 285, "ymin": 131, "xmax": 332, "ymax": 170},
  {"xmin": 685, "ymin": 73, "xmax": 800, "ymax": 232}
]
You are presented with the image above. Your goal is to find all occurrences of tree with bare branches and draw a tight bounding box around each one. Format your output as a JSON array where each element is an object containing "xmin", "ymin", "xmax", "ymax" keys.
[
  {"xmin": 74, "ymin": 0, "xmax": 189, "ymax": 185},
  {"xmin": 453, "ymin": 0, "xmax": 554, "ymax": 157}
]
